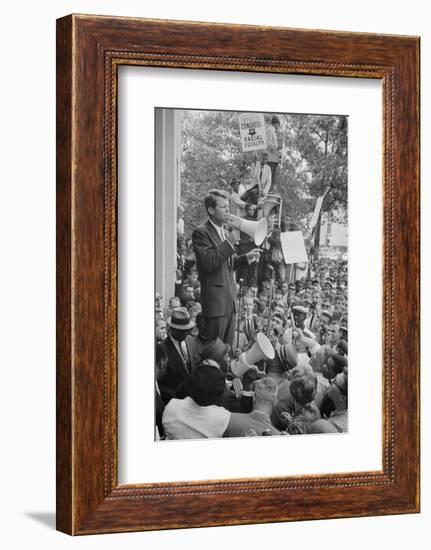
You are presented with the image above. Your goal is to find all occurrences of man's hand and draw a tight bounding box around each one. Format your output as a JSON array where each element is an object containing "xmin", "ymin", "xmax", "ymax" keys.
[
  {"xmin": 226, "ymin": 214, "xmax": 242, "ymax": 230},
  {"xmin": 280, "ymin": 411, "xmax": 293, "ymax": 426},
  {"xmin": 246, "ymin": 248, "xmax": 262, "ymax": 264}
]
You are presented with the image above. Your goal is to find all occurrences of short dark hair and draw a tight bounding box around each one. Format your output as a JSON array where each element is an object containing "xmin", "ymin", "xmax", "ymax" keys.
[
  {"xmin": 290, "ymin": 370, "xmax": 317, "ymax": 406},
  {"xmin": 204, "ymin": 189, "xmax": 230, "ymax": 214}
]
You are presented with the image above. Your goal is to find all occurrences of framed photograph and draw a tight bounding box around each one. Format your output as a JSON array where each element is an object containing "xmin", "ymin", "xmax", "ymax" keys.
[{"xmin": 56, "ymin": 14, "xmax": 420, "ymax": 535}]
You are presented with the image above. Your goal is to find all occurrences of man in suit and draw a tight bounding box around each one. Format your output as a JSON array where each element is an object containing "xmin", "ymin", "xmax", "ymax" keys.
[
  {"xmin": 158, "ymin": 307, "xmax": 194, "ymax": 404},
  {"xmin": 192, "ymin": 189, "xmax": 261, "ymax": 347}
]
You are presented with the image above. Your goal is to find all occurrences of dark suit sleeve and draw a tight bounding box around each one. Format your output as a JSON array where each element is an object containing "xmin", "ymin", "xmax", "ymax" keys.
[
  {"xmin": 192, "ymin": 227, "xmax": 234, "ymax": 273},
  {"xmin": 233, "ymin": 254, "xmax": 248, "ymax": 271}
]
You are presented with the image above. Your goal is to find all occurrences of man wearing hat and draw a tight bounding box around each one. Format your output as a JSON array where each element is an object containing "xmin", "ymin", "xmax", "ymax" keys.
[
  {"xmin": 192, "ymin": 189, "xmax": 261, "ymax": 347},
  {"xmin": 265, "ymin": 115, "xmax": 281, "ymax": 188},
  {"xmin": 162, "ymin": 361, "xmax": 231, "ymax": 439},
  {"xmin": 158, "ymin": 307, "xmax": 195, "ymax": 404},
  {"xmin": 280, "ymin": 305, "xmax": 319, "ymax": 356}
]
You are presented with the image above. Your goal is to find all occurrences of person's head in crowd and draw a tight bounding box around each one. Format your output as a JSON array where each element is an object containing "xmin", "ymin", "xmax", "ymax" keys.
[
  {"xmin": 323, "ymin": 353, "xmax": 348, "ymax": 381},
  {"xmin": 288, "ymin": 283, "xmax": 296, "ymax": 298},
  {"xmin": 261, "ymin": 280, "xmax": 272, "ymax": 296},
  {"xmin": 155, "ymin": 309, "xmax": 164, "ymax": 322},
  {"xmin": 187, "ymin": 301, "xmax": 202, "ymax": 321},
  {"xmin": 295, "ymin": 280, "xmax": 304, "ymax": 293},
  {"xmin": 242, "ymin": 296, "xmax": 254, "ymax": 317},
  {"xmin": 336, "ymin": 339, "xmax": 348, "ymax": 357},
  {"xmin": 167, "ymin": 307, "xmax": 194, "ymax": 342},
  {"xmin": 189, "ymin": 361, "xmax": 226, "ymax": 407},
  {"xmin": 292, "ymin": 305, "xmax": 308, "ymax": 330},
  {"xmin": 155, "ymin": 319, "xmax": 167, "ymax": 342},
  {"xmin": 312, "ymin": 279, "xmax": 320, "ymax": 290},
  {"xmin": 259, "ymin": 151, "xmax": 269, "ymax": 166},
  {"xmin": 319, "ymin": 310, "xmax": 332, "ymax": 328},
  {"xmin": 331, "ymin": 310, "xmax": 343, "ymax": 322},
  {"xmin": 168, "ymin": 296, "xmax": 181, "ymax": 311},
  {"xmin": 274, "ymin": 304, "xmax": 285, "ymax": 317},
  {"xmin": 342, "ymin": 297, "xmax": 348, "ymax": 315},
  {"xmin": 183, "ymin": 284, "xmax": 195, "ymax": 302},
  {"xmin": 273, "ymin": 289, "xmax": 283, "ymax": 304},
  {"xmin": 324, "ymin": 278, "xmax": 333, "ymax": 290},
  {"xmin": 309, "ymin": 346, "xmax": 332, "ymax": 373},
  {"xmin": 303, "ymin": 289, "xmax": 312, "ymax": 303},
  {"xmin": 204, "ymin": 189, "xmax": 231, "ymax": 227},
  {"xmin": 271, "ymin": 114, "xmax": 281, "ymax": 130},
  {"xmin": 311, "ymin": 290, "xmax": 321, "ymax": 307},
  {"xmin": 290, "ymin": 369, "xmax": 318, "ymax": 407},
  {"xmin": 281, "ymin": 281, "xmax": 288, "ymax": 295},
  {"xmin": 240, "ymin": 285, "xmax": 250, "ymax": 297},
  {"xmin": 329, "ymin": 321, "xmax": 341, "ymax": 346},
  {"xmin": 334, "ymin": 295, "xmax": 343, "ymax": 312},
  {"xmin": 257, "ymin": 292, "xmax": 268, "ymax": 313},
  {"xmin": 155, "ymin": 342, "xmax": 168, "ymax": 381},
  {"xmin": 194, "ymin": 285, "xmax": 201, "ymax": 303},
  {"xmin": 253, "ymin": 377, "xmax": 279, "ymax": 414},
  {"xmin": 321, "ymin": 298, "xmax": 332, "ymax": 313},
  {"xmin": 271, "ymin": 312, "xmax": 287, "ymax": 337},
  {"xmin": 201, "ymin": 337, "xmax": 231, "ymax": 372},
  {"xmin": 335, "ymin": 370, "xmax": 348, "ymax": 395},
  {"xmin": 249, "ymin": 285, "xmax": 258, "ymax": 298},
  {"xmin": 305, "ymin": 280, "xmax": 313, "ymax": 291},
  {"xmin": 229, "ymin": 178, "xmax": 240, "ymax": 194},
  {"xmin": 245, "ymin": 202, "xmax": 257, "ymax": 219},
  {"xmin": 188, "ymin": 268, "xmax": 199, "ymax": 285}
]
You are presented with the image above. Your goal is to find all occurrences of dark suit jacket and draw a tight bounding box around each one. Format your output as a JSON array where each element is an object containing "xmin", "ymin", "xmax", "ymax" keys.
[
  {"xmin": 192, "ymin": 220, "xmax": 248, "ymax": 318},
  {"xmin": 158, "ymin": 336, "xmax": 191, "ymax": 404}
]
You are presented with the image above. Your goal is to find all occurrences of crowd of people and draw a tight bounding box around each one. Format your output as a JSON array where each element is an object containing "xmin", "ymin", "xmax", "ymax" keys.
[
  {"xmin": 154, "ymin": 191, "xmax": 348, "ymax": 441},
  {"xmin": 154, "ymin": 113, "xmax": 347, "ymax": 441}
]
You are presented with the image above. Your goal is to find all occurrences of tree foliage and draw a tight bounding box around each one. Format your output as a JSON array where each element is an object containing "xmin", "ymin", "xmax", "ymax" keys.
[{"xmin": 180, "ymin": 110, "xmax": 348, "ymax": 234}]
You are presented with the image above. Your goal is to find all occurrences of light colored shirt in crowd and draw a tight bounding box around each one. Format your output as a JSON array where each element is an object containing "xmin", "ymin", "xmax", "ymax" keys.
[
  {"xmin": 252, "ymin": 160, "xmax": 272, "ymax": 196},
  {"xmin": 162, "ymin": 396, "xmax": 231, "ymax": 439},
  {"xmin": 230, "ymin": 191, "xmax": 246, "ymax": 217}
]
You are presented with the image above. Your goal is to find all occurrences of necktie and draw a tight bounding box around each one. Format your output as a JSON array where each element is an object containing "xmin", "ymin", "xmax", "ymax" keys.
[{"xmin": 180, "ymin": 341, "xmax": 190, "ymax": 372}]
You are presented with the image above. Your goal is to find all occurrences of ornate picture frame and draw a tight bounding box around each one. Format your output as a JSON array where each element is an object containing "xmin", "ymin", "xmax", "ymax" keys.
[{"xmin": 56, "ymin": 14, "xmax": 420, "ymax": 534}]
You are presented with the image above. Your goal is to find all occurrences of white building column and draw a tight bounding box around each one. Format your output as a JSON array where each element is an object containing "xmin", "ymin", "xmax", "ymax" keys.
[{"xmin": 155, "ymin": 109, "xmax": 182, "ymax": 303}]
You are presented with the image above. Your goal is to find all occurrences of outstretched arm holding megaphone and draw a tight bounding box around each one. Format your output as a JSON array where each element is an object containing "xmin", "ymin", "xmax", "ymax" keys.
[{"xmin": 192, "ymin": 189, "xmax": 264, "ymax": 347}]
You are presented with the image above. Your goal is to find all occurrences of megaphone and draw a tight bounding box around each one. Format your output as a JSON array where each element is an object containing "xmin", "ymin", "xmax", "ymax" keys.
[
  {"xmin": 231, "ymin": 333, "xmax": 275, "ymax": 377},
  {"xmin": 228, "ymin": 214, "xmax": 268, "ymax": 246}
]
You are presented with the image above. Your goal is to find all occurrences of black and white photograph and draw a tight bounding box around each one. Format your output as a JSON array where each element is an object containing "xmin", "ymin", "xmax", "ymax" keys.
[{"xmin": 155, "ymin": 108, "xmax": 348, "ymax": 440}]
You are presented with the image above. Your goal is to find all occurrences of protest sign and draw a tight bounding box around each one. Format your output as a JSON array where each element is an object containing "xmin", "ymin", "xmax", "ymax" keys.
[
  {"xmin": 238, "ymin": 113, "xmax": 267, "ymax": 152},
  {"xmin": 280, "ymin": 231, "xmax": 308, "ymax": 265}
]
